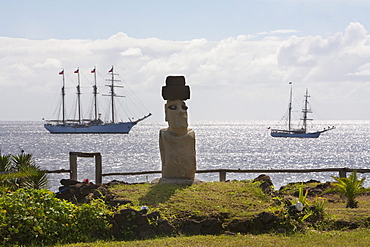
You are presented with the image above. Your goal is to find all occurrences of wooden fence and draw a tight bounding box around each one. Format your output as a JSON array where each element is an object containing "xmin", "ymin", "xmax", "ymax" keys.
[{"xmin": 41, "ymin": 152, "xmax": 370, "ymax": 184}]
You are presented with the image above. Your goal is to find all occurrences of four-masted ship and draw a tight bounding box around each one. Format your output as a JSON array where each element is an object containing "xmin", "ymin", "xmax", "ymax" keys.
[{"xmin": 44, "ymin": 66, "xmax": 151, "ymax": 134}]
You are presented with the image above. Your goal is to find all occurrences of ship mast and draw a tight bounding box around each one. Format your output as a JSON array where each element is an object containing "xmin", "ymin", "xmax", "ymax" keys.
[
  {"xmin": 288, "ymin": 82, "xmax": 292, "ymax": 131},
  {"xmin": 75, "ymin": 68, "xmax": 81, "ymax": 123},
  {"xmin": 92, "ymin": 66, "xmax": 98, "ymax": 120},
  {"xmin": 105, "ymin": 66, "xmax": 122, "ymax": 123},
  {"xmin": 110, "ymin": 67, "xmax": 115, "ymax": 123},
  {"xmin": 60, "ymin": 69, "xmax": 66, "ymax": 123},
  {"xmin": 301, "ymin": 88, "xmax": 312, "ymax": 133}
]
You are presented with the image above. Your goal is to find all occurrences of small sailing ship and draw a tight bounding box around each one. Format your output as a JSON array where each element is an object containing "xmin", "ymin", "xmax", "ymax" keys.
[
  {"xmin": 44, "ymin": 66, "xmax": 151, "ymax": 134},
  {"xmin": 270, "ymin": 83, "xmax": 335, "ymax": 138}
]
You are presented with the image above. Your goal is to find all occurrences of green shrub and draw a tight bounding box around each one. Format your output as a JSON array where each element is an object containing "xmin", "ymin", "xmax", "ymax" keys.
[
  {"xmin": 0, "ymin": 188, "xmax": 112, "ymax": 246},
  {"xmin": 0, "ymin": 154, "xmax": 11, "ymax": 172},
  {"xmin": 271, "ymin": 184, "xmax": 328, "ymax": 233},
  {"xmin": 0, "ymin": 153, "xmax": 48, "ymax": 192},
  {"xmin": 324, "ymin": 170, "xmax": 368, "ymax": 208}
]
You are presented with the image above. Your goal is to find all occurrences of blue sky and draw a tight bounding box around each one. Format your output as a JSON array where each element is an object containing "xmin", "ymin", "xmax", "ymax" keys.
[
  {"xmin": 2, "ymin": 0, "xmax": 368, "ymax": 40},
  {"xmin": 0, "ymin": 0, "xmax": 370, "ymax": 122}
]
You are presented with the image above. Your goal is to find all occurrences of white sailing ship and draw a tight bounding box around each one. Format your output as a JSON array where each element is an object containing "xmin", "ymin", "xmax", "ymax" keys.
[{"xmin": 44, "ymin": 66, "xmax": 151, "ymax": 134}]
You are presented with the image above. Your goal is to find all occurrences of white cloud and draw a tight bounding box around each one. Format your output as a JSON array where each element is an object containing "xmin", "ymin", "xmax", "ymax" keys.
[
  {"xmin": 277, "ymin": 22, "xmax": 370, "ymax": 83},
  {"xmin": 349, "ymin": 62, "xmax": 370, "ymax": 76},
  {"xmin": 257, "ymin": 29, "xmax": 301, "ymax": 36},
  {"xmin": 120, "ymin": 48, "xmax": 143, "ymax": 57},
  {"xmin": 0, "ymin": 23, "xmax": 369, "ymax": 121}
]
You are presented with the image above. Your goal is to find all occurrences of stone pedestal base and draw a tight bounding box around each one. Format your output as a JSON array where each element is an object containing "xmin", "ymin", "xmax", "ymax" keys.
[
  {"xmin": 159, "ymin": 128, "xmax": 196, "ymax": 179},
  {"xmin": 151, "ymin": 177, "xmax": 203, "ymax": 185}
]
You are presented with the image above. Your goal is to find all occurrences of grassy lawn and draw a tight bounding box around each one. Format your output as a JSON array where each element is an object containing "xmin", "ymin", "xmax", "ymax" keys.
[
  {"xmin": 109, "ymin": 181, "xmax": 270, "ymax": 222},
  {"xmin": 57, "ymin": 180, "xmax": 370, "ymax": 246},
  {"xmin": 60, "ymin": 229, "xmax": 370, "ymax": 247},
  {"xmin": 326, "ymin": 195, "xmax": 370, "ymax": 222},
  {"xmin": 108, "ymin": 180, "xmax": 370, "ymax": 223}
]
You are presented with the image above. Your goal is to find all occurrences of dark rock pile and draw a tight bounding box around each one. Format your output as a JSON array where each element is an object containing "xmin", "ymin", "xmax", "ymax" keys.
[
  {"xmin": 253, "ymin": 174, "xmax": 274, "ymax": 194},
  {"xmin": 110, "ymin": 209, "xmax": 285, "ymax": 239},
  {"xmin": 110, "ymin": 208, "xmax": 176, "ymax": 239},
  {"xmin": 110, "ymin": 208, "xmax": 225, "ymax": 239},
  {"xmin": 279, "ymin": 180, "xmax": 333, "ymax": 197},
  {"xmin": 55, "ymin": 179, "xmax": 114, "ymax": 204},
  {"xmin": 177, "ymin": 218, "xmax": 224, "ymax": 236},
  {"xmin": 227, "ymin": 212, "xmax": 280, "ymax": 234}
]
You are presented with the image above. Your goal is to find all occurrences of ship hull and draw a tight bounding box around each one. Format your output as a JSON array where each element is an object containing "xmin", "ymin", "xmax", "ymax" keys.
[
  {"xmin": 270, "ymin": 131, "xmax": 321, "ymax": 138},
  {"xmin": 44, "ymin": 122, "xmax": 137, "ymax": 134}
]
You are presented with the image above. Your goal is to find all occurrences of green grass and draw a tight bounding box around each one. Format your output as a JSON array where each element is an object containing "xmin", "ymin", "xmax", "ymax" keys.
[
  {"xmin": 59, "ymin": 229, "xmax": 370, "ymax": 247},
  {"xmin": 326, "ymin": 195, "xmax": 370, "ymax": 222},
  {"xmin": 109, "ymin": 180, "xmax": 270, "ymax": 221},
  {"xmin": 279, "ymin": 181, "xmax": 319, "ymax": 195},
  {"xmin": 109, "ymin": 180, "xmax": 370, "ymax": 224}
]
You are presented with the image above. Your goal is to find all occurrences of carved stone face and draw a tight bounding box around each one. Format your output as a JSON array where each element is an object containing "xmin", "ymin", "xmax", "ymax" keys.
[{"xmin": 165, "ymin": 100, "xmax": 188, "ymax": 133}]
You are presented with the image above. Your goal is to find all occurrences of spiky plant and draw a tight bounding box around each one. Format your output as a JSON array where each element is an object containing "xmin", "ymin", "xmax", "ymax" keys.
[
  {"xmin": 0, "ymin": 172, "xmax": 25, "ymax": 193},
  {"xmin": 325, "ymin": 170, "xmax": 367, "ymax": 208},
  {"xmin": 297, "ymin": 183, "xmax": 309, "ymax": 206},
  {"xmin": 0, "ymin": 154, "xmax": 12, "ymax": 172},
  {"xmin": 10, "ymin": 153, "xmax": 48, "ymax": 190},
  {"xmin": 11, "ymin": 153, "xmax": 34, "ymax": 168},
  {"xmin": 17, "ymin": 162, "xmax": 48, "ymax": 189},
  {"xmin": 0, "ymin": 154, "xmax": 18, "ymax": 192}
]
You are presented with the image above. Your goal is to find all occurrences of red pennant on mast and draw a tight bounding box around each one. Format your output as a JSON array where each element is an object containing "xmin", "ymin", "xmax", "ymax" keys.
[
  {"xmin": 74, "ymin": 68, "xmax": 79, "ymax": 73},
  {"xmin": 108, "ymin": 67, "xmax": 113, "ymax": 73},
  {"xmin": 59, "ymin": 70, "xmax": 64, "ymax": 75},
  {"xmin": 91, "ymin": 68, "xmax": 96, "ymax": 73}
]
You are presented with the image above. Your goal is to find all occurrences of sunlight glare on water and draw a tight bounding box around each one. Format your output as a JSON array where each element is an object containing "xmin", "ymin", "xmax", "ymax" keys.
[{"xmin": 0, "ymin": 120, "xmax": 369, "ymax": 191}]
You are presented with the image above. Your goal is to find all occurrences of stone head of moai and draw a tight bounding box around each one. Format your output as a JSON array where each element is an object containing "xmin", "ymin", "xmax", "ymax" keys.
[{"xmin": 162, "ymin": 76, "xmax": 191, "ymax": 136}]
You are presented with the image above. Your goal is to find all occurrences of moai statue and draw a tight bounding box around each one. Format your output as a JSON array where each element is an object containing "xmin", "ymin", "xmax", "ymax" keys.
[{"xmin": 158, "ymin": 75, "xmax": 197, "ymax": 184}]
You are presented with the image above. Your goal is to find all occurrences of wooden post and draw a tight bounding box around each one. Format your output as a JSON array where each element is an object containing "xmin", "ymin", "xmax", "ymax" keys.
[
  {"xmin": 95, "ymin": 153, "xmax": 102, "ymax": 184},
  {"xmin": 339, "ymin": 168, "xmax": 347, "ymax": 178},
  {"xmin": 219, "ymin": 170, "xmax": 226, "ymax": 182},
  {"xmin": 69, "ymin": 152, "xmax": 78, "ymax": 180}
]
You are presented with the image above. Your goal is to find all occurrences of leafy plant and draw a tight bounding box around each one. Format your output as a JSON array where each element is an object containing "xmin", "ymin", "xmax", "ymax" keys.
[
  {"xmin": 0, "ymin": 154, "xmax": 25, "ymax": 192},
  {"xmin": 271, "ymin": 183, "xmax": 328, "ymax": 233},
  {"xmin": 0, "ymin": 153, "xmax": 48, "ymax": 192},
  {"xmin": 17, "ymin": 159, "xmax": 48, "ymax": 189},
  {"xmin": 324, "ymin": 170, "xmax": 367, "ymax": 208},
  {"xmin": 297, "ymin": 183, "xmax": 309, "ymax": 207},
  {"xmin": 0, "ymin": 154, "xmax": 11, "ymax": 172},
  {"xmin": 311, "ymin": 196, "xmax": 327, "ymax": 221},
  {"xmin": 0, "ymin": 188, "xmax": 112, "ymax": 246},
  {"xmin": 0, "ymin": 172, "xmax": 24, "ymax": 194}
]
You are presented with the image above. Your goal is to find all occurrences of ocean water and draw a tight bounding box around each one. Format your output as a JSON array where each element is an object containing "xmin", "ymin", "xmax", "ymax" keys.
[{"xmin": 0, "ymin": 120, "xmax": 369, "ymax": 191}]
